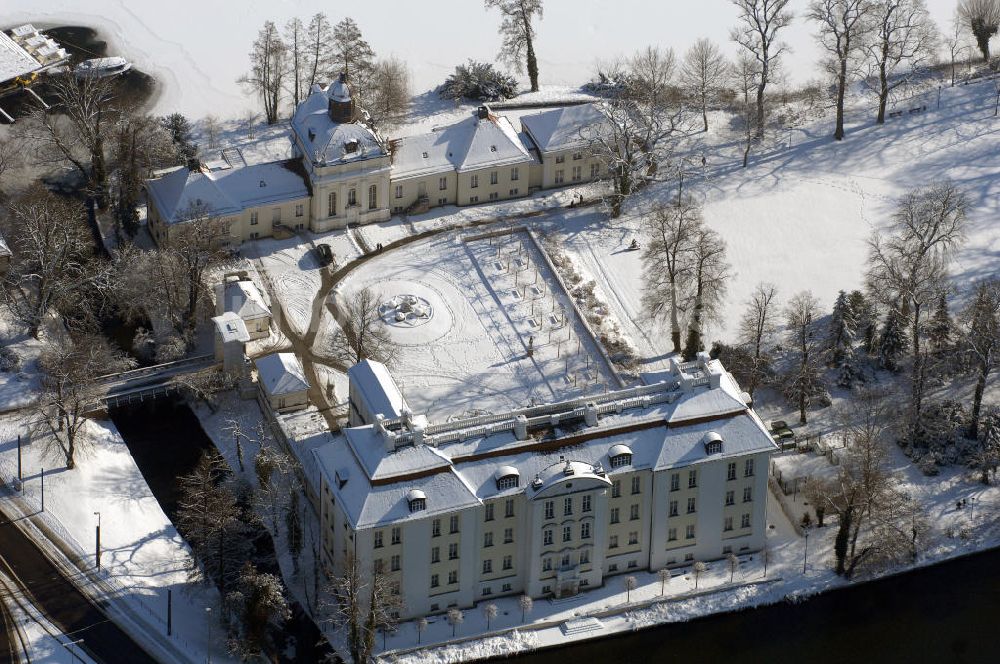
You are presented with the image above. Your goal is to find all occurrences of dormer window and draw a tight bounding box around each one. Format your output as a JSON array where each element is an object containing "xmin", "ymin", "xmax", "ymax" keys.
[
  {"xmin": 495, "ymin": 466, "xmax": 520, "ymax": 490},
  {"xmin": 259, "ymin": 180, "xmax": 266, "ymax": 188},
  {"xmin": 345, "ymin": 139, "xmax": 359, "ymax": 154},
  {"xmin": 407, "ymin": 489, "xmax": 426, "ymax": 513},
  {"xmin": 609, "ymin": 443, "xmax": 633, "ymax": 468},
  {"xmin": 703, "ymin": 432, "xmax": 724, "ymax": 455}
]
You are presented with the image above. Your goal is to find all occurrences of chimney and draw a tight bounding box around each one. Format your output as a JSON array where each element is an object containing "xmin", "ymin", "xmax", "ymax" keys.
[
  {"xmin": 477, "ymin": 105, "xmax": 490, "ymax": 120},
  {"xmin": 308, "ymin": 129, "xmax": 316, "ymax": 142}
]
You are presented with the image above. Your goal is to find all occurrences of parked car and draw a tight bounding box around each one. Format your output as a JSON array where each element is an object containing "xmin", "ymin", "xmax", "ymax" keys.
[
  {"xmin": 770, "ymin": 420, "xmax": 795, "ymax": 444},
  {"xmin": 315, "ymin": 243, "xmax": 334, "ymax": 266}
]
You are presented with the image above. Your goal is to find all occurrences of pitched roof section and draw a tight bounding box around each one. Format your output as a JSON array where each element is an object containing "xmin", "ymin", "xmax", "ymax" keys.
[
  {"xmin": 146, "ymin": 160, "xmax": 309, "ymax": 224},
  {"xmin": 348, "ymin": 359, "xmax": 407, "ymax": 421},
  {"xmin": 222, "ymin": 280, "xmax": 269, "ymax": 320},
  {"xmin": 291, "ymin": 86, "xmax": 386, "ymax": 166},
  {"xmin": 520, "ymin": 103, "xmax": 606, "ymax": 153},
  {"xmin": 256, "ymin": 352, "xmax": 309, "ymax": 397},
  {"xmin": 391, "ymin": 109, "xmax": 533, "ymax": 180}
]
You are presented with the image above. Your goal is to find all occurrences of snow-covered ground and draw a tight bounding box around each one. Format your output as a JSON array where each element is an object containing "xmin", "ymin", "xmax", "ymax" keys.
[
  {"xmin": 3, "ymin": 1, "xmax": 965, "ymax": 118},
  {"xmin": 0, "ymin": 416, "xmax": 236, "ymax": 664},
  {"xmin": 0, "ymin": 308, "xmax": 43, "ymax": 414}
]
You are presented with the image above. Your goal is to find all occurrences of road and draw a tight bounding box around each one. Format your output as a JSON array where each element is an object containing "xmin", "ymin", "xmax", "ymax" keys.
[
  {"xmin": 0, "ymin": 506, "xmax": 159, "ymax": 664},
  {"xmin": 0, "ymin": 593, "xmax": 17, "ymax": 664}
]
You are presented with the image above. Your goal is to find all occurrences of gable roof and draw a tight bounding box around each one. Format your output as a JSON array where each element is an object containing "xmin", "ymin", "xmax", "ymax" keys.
[
  {"xmin": 146, "ymin": 160, "xmax": 309, "ymax": 224},
  {"xmin": 291, "ymin": 86, "xmax": 386, "ymax": 166},
  {"xmin": 520, "ymin": 103, "xmax": 607, "ymax": 153},
  {"xmin": 222, "ymin": 280, "xmax": 269, "ymax": 320},
  {"xmin": 256, "ymin": 352, "xmax": 309, "ymax": 397},
  {"xmin": 348, "ymin": 359, "xmax": 407, "ymax": 421}
]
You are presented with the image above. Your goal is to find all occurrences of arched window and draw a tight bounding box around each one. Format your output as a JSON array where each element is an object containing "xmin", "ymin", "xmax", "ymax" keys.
[
  {"xmin": 407, "ymin": 489, "xmax": 426, "ymax": 513},
  {"xmin": 609, "ymin": 444, "xmax": 633, "ymax": 468},
  {"xmin": 327, "ymin": 192, "xmax": 337, "ymax": 217},
  {"xmin": 703, "ymin": 432, "xmax": 724, "ymax": 455},
  {"xmin": 494, "ymin": 466, "xmax": 520, "ymax": 490},
  {"xmin": 368, "ymin": 184, "xmax": 377, "ymax": 210}
]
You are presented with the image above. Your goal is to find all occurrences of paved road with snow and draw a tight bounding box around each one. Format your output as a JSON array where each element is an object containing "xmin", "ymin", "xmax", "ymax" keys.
[{"xmin": 0, "ymin": 506, "xmax": 156, "ymax": 664}]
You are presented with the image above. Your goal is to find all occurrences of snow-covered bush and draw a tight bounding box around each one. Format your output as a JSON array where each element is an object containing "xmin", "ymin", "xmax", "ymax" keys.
[
  {"xmin": 439, "ymin": 61, "xmax": 518, "ymax": 102},
  {"xmin": 0, "ymin": 346, "xmax": 21, "ymax": 373},
  {"xmin": 905, "ymin": 399, "xmax": 977, "ymax": 471},
  {"xmin": 155, "ymin": 334, "xmax": 187, "ymax": 363}
]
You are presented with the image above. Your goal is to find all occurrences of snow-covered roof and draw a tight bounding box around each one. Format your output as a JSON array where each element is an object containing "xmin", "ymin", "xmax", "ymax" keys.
[
  {"xmin": 328, "ymin": 75, "xmax": 351, "ymax": 103},
  {"xmin": 146, "ymin": 160, "xmax": 309, "ymax": 224},
  {"xmin": 391, "ymin": 109, "xmax": 533, "ymax": 180},
  {"xmin": 255, "ymin": 352, "xmax": 309, "ymax": 397},
  {"xmin": 608, "ymin": 443, "xmax": 632, "ymax": 458},
  {"xmin": 221, "ymin": 280, "xmax": 269, "ymax": 320},
  {"xmin": 519, "ymin": 103, "xmax": 607, "ymax": 153},
  {"xmin": 348, "ymin": 359, "xmax": 407, "ymax": 421},
  {"xmin": 0, "ymin": 31, "xmax": 41, "ymax": 82},
  {"xmin": 291, "ymin": 85, "xmax": 386, "ymax": 166},
  {"xmin": 212, "ymin": 311, "xmax": 250, "ymax": 344}
]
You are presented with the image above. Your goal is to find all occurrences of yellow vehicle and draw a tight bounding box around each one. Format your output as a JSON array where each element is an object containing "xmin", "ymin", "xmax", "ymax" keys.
[{"xmin": 0, "ymin": 71, "xmax": 38, "ymax": 96}]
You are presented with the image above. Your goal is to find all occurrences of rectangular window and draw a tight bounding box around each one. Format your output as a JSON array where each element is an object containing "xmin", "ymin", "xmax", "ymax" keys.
[
  {"xmin": 508, "ymin": 188, "xmax": 519, "ymax": 196},
  {"xmin": 489, "ymin": 191, "xmax": 499, "ymax": 201},
  {"xmin": 543, "ymin": 558, "xmax": 552, "ymax": 571},
  {"xmin": 555, "ymin": 155, "xmax": 565, "ymax": 164},
  {"xmin": 437, "ymin": 197, "xmax": 447, "ymax": 205},
  {"xmin": 563, "ymin": 525, "xmax": 572, "ymax": 543},
  {"xmin": 725, "ymin": 490, "xmax": 735, "ymax": 506},
  {"xmin": 631, "ymin": 476, "xmax": 641, "ymax": 495},
  {"xmin": 394, "ymin": 185, "xmax": 403, "ymax": 199},
  {"xmin": 742, "ymin": 513, "xmax": 751, "ymax": 528},
  {"xmin": 581, "ymin": 522, "xmax": 591, "ymax": 539},
  {"xmin": 670, "ymin": 473, "xmax": 680, "ymax": 492},
  {"xmin": 448, "ymin": 571, "xmax": 458, "ymax": 585},
  {"xmin": 580, "ymin": 549, "xmax": 590, "ymax": 564},
  {"xmin": 582, "ymin": 495, "xmax": 591, "ymax": 512},
  {"xmin": 374, "ymin": 531, "xmax": 383, "ymax": 548},
  {"xmin": 630, "ymin": 504, "xmax": 640, "ymax": 521},
  {"xmin": 669, "ymin": 501, "xmax": 678, "ymax": 517},
  {"xmin": 502, "ymin": 555, "xmax": 512, "ymax": 570},
  {"xmin": 564, "ymin": 497, "xmax": 573, "ymax": 516},
  {"xmin": 561, "ymin": 554, "xmax": 570, "ymax": 567},
  {"xmin": 471, "ymin": 174, "xmax": 479, "ymax": 188},
  {"xmin": 272, "ymin": 208, "xmax": 281, "ymax": 224},
  {"xmin": 368, "ymin": 184, "xmax": 377, "ymax": 210},
  {"xmin": 573, "ymin": 152, "xmax": 582, "ymax": 161},
  {"xmin": 374, "ymin": 558, "xmax": 384, "ymax": 574},
  {"xmin": 590, "ymin": 162, "xmax": 600, "ymax": 178},
  {"xmin": 448, "ymin": 543, "xmax": 459, "ymax": 560},
  {"xmin": 610, "ymin": 507, "xmax": 620, "ymax": 524},
  {"xmin": 686, "ymin": 524, "xmax": 696, "ymax": 540},
  {"xmin": 688, "ymin": 470, "xmax": 698, "ymax": 488},
  {"xmin": 431, "ymin": 546, "xmax": 440, "ymax": 563},
  {"xmin": 745, "ymin": 459, "xmax": 755, "ymax": 477},
  {"xmin": 469, "ymin": 196, "xmax": 479, "ymax": 204},
  {"xmin": 250, "ymin": 211, "xmax": 259, "ymax": 226},
  {"xmin": 482, "ymin": 586, "xmax": 492, "ymax": 596},
  {"xmin": 348, "ymin": 188, "xmax": 357, "ymax": 206},
  {"xmin": 484, "ymin": 532, "xmax": 493, "ymax": 547},
  {"xmin": 391, "ymin": 527, "xmax": 401, "ymax": 545},
  {"xmin": 667, "ymin": 527, "xmax": 677, "ymax": 541},
  {"xmin": 609, "ymin": 535, "xmax": 618, "ymax": 549},
  {"xmin": 543, "ymin": 529, "xmax": 553, "ymax": 546},
  {"xmin": 572, "ymin": 165, "xmax": 582, "ymax": 181},
  {"xmin": 483, "ymin": 559, "xmax": 492, "ymax": 574},
  {"xmin": 612, "ymin": 480, "xmax": 621, "ymax": 498},
  {"xmin": 390, "ymin": 554, "xmax": 400, "ymax": 571},
  {"xmin": 743, "ymin": 487, "xmax": 753, "ymax": 503},
  {"xmin": 295, "ymin": 204, "xmax": 303, "ymax": 217},
  {"xmin": 555, "ymin": 169, "xmax": 564, "ymax": 184},
  {"xmin": 628, "ymin": 531, "xmax": 638, "ymax": 545},
  {"xmin": 490, "ymin": 171, "xmax": 498, "ymax": 185},
  {"xmin": 687, "ymin": 497, "xmax": 697, "ymax": 514},
  {"xmin": 439, "ymin": 176, "xmax": 447, "ymax": 190},
  {"xmin": 505, "ymin": 499, "xmax": 515, "ymax": 518},
  {"xmin": 431, "ymin": 574, "xmax": 439, "ymax": 588},
  {"xmin": 327, "ymin": 192, "xmax": 337, "ymax": 217},
  {"xmin": 511, "ymin": 167, "xmax": 519, "ymax": 181},
  {"xmin": 503, "ymin": 528, "xmax": 513, "ymax": 544},
  {"xmin": 724, "ymin": 516, "xmax": 733, "ymax": 531},
  {"xmin": 450, "ymin": 516, "xmax": 460, "ymax": 534},
  {"xmin": 727, "ymin": 462, "xmax": 737, "ymax": 481},
  {"xmin": 544, "ymin": 501, "xmax": 554, "ymax": 520},
  {"xmin": 485, "ymin": 504, "xmax": 494, "ymax": 521},
  {"xmin": 503, "ymin": 582, "xmax": 512, "ymax": 592},
  {"xmin": 432, "ymin": 519, "xmax": 441, "ymax": 537}
]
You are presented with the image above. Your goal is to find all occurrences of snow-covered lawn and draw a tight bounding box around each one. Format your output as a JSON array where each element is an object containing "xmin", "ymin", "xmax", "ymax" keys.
[
  {"xmin": 0, "ymin": 309, "xmax": 43, "ymax": 413},
  {"xmin": 0, "ymin": 416, "xmax": 236, "ymax": 663}
]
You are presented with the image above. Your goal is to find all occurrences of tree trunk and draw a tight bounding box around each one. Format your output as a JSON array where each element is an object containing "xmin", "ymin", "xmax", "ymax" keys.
[
  {"xmin": 701, "ymin": 92, "xmax": 709, "ymax": 132},
  {"xmin": 670, "ymin": 282, "xmax": 681, "ymax": 353},
  {"xmin": 834, "ymin": 57, "xmax": 847, "ymax": 140},
  {"xmin": 970, "ymin": 362, "xmax": 988, "ymax": 440},
  {"xmin": 876, "ymin": 43, "xmax": 890, "ymax": 124},
  {"xmin": 756, "ymin": 55, "xmax": 768, "ymax": 138},
  {"xmin": 525, "ymin": 31, "xmax": 539, "ymax": 93},
  {"xmin": 910, "ymin": 301, "xmax": 924, "ymax": 439},
  {"xmin": 834, "ymin": 507, "xmax": 851, "ymax": 575}
]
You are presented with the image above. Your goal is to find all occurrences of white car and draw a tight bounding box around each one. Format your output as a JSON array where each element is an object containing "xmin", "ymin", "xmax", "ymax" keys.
[{"xmin": 74, "ymin": 56, "xmax": 132, "ymax": 79}]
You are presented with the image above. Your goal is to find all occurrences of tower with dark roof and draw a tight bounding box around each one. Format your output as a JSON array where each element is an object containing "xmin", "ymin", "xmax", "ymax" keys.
[{"xmin": 327, "ymin": 72, "xmax": 356, "ymax": 123}]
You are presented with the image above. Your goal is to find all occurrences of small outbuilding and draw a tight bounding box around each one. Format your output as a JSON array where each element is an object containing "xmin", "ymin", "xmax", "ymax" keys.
[
  {"xmin": 216, "ymin": 277, "xmax": 271, "ymax": 340},
  {"xmin": 255, "ymin": 352, "xmax": 310, "ymax": 413}
]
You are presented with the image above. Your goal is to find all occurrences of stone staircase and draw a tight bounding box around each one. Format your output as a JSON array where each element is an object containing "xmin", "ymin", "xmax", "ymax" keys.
[{"xmin": 560, "ymin": 616, "xmax": 604, "ymax": 636}]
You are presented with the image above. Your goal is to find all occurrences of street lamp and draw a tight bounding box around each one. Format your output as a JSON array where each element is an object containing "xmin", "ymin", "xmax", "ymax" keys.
[
  {"xmin": 802, "ymin": 529, "xmax": 810, "ymax": 574},
  {"xmin": 66, "ymin": 638, "xmax": 85, "ymax": 663},
  {"xmin": 94, "ymin": 512, "xmax": 101, "ymax": 571},
  {"xmin": 205, "ymin": 607, "xmax": 213, "ymax": 664}
]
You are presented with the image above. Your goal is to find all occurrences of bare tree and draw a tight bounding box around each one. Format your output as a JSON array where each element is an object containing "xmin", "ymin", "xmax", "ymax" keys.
[
  {"xmin": 416, "ymin": 616, "xmax": 428, "ymax": 644},
  {"xmin": 33, "ymin": 334, "xmax": 134, "ymax": 469},
  {"xmin": 682, "ymin": 227, "xmax": 730, "ymax": 360},
  {"xmin": 809, "ymin": 0, "xmax": 874, "ymax": 140},
  {"xmin": 305, "ymin": 13, "xmax": 334, "ymax": 89},
  {"xmin": 867, "ymin": 182, "xmax": 966, "ymax": 438},
  {"xmin": 519, "ymin": 594, "xmax": 533, "ymax": 622},
  {"xmin": 657, "ymin": 567, "xmax": 672, "ymax": 594},
  {"xmin": 738, "ymin": 282, "xmax": 780, "ymax": 396},
  {"xmin": 781, "ymin": 291, "xmax": 826, "ymax": 424},
  {"xmin": 240, "ymin": 21, "xmax": 287, "ymax": 124},
  {"xmin": 483, "ymin": 602, "xmax": 498, "ymax": 630},
  {"xmin": 731, "ymin": 54, "xmax": 762, "ymax": 167},
  {"xmin": 962, "ymin": 279, "xmax": 1000, "ymax": 440},
  {"xmin": 692, "ymin": 561, "xmax": 707, "ymax": 588},
  {"xmin": 727, "ymin": 552, "xmax": 740, "ymax": 582},
  {"xmin": 681, "ymin": 38, "xmax": 730, "ymax": 132},
  {"xmin": 2, "ymin": 187, "xmax": 108, "ymax": 338},
  {"xmin": 111, "ymin": 110, "xmax": 175, "ymax": 239},
  {"xmin": 447, "ymin": 607, "xmax": 464, "ymax": 637},
  {"xmin": 958, "ymin": 0, "xmax": 1000, "ymax": 61},
  {"xmin": 730, "ymin": 0, "xmax": 794, "ymax": 137},
  {"xmin": 329, "ymin": 553, "xmax": 402, "ymax": 661},
  {"xmin": 284, "ymin": 17, "xmax": 307, "ymax": 108},
  {"xmin": 329, "ymin": 287, "xmax": 396, "ymax": 366},
  {"xmin": 867, "ymin": 0, "xmax": 938, "ymax": 124},
  {"xmin": 22, "ymin": 74, "xmax": 117, "ymax": 206},
  {"xmin": 945, "ymin": 10, "xmax": 973, "ymax": 85},
  {"xmin": 0, "ymin": 135, "xmax": 21, "ymax": 186},
  {"xmin": 225, "ymin": 562, "xmax": 290, "ymax": 660},
  {"xmin": 485, "ymin": 0, "xmax": 544, "ymax": 92},
  {"xmin": 641, "ymin": 197, "xmax": 701, "ymax": 353},
  {"xmin": 623, "ymin": 575, "xmax": 638, "ymax": 602},
  {"xmin": 202, "ymin": 115, "xmax": 221, "ymax": 150},
  {"xmin": 367, "ymin": 57, "xmax": 412, "ymax": 130}
]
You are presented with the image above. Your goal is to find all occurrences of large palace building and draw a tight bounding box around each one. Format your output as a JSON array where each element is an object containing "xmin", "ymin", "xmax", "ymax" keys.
[
  {"xmin": 308, "ymin": 353, "xmax": 777, "ymax": 620},
  {"xmin": 146, "ymin": 75, "xmax": 606, "ymax": 246}
]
